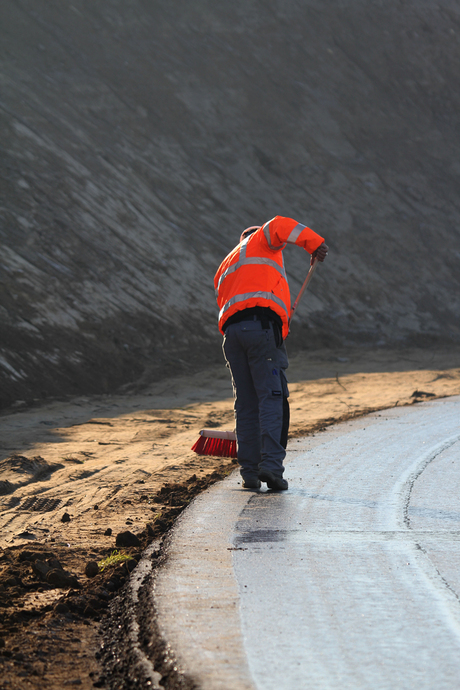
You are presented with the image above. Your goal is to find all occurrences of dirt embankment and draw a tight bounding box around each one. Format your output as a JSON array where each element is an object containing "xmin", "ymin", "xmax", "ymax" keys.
[
  {"xmin": 1, "ymin": 347, "xmax": 459, "ymax": 688},
  {"xmin": 1, "ymin": 0, "xmax": 460, "ymax": 408}
]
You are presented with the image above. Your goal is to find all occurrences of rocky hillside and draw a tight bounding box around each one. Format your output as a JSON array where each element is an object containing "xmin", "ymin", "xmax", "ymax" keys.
[{"xmin": 1, "ymin": 0, "xmax": 460, "ymax": 408}]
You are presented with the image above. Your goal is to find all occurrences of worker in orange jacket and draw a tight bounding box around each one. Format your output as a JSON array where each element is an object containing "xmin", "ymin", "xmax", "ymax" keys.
[{"xmin": 215, "ymin": 216, "xmax": 328, "ymax": 490}]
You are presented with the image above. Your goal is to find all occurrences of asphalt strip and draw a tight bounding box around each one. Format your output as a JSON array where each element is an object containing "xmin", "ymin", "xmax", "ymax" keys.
[{"xmin": 146, "ymin": 397, "xmax": 460, "ymax": 689}]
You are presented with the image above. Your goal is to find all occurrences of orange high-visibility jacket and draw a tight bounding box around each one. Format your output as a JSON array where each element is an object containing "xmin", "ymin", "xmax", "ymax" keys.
[{"xmin": 215, "ymin": 216, "xmax": 325, "ymax": 339}]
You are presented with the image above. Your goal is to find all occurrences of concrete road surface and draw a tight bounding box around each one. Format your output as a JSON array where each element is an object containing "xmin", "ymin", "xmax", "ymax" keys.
[{"xmin": 154, "ymin": 396, "xmax": 460, "ymax": 689}]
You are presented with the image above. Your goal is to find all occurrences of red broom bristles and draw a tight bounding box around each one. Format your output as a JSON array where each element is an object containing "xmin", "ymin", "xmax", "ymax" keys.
[{"xmin": 191, "ymin": 430, "xmax": 237, "ymax": 459}]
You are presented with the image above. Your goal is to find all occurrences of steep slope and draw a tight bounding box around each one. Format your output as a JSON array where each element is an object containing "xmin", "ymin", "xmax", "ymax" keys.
[{"xmin": 1, "ymin": 0, "xmax": 460, "ymax": 407}]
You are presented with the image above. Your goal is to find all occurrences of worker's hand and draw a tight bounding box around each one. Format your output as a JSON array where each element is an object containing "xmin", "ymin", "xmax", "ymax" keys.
[{"xmin": 311, "ymin": 242, "xmax": 329, "ymax": 265}]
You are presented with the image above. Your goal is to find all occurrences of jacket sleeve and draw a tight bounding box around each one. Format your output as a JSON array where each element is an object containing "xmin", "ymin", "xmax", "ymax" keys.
[{"xmin": 262, "ymin": 216, "xmax": 325, "ymax": 254}]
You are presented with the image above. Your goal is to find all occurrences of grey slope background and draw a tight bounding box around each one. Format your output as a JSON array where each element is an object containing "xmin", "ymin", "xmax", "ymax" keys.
[{"xmin": 1, "ymin": 0, "xmax": 460, "ymax": 409}]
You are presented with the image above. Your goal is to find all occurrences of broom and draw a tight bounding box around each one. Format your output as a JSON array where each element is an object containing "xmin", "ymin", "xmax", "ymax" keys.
[
  {"xmin": 191, "ymin": 428, "xmax": 237, "ymax": 459},
  {"xmin": 191, "ymin": 260, "xmax": 319, "ymax": 458}
]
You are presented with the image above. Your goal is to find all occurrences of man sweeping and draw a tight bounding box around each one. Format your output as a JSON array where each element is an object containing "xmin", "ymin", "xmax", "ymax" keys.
[{"xmin": 214, "ymin": 216, "xmax": 328, "ymax": 491}]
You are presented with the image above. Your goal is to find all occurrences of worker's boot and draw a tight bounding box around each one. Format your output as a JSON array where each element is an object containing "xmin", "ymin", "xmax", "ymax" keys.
[
  {"xmin": 258, "ymin": 469, "xmax": 288, "ymax": 491},
  {"xmin": 241, "ymin": 475, "xmax": 261, "ymax": 489}
]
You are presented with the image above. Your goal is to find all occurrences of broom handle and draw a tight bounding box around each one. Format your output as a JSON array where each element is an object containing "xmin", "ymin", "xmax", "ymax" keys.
[{"xmin": 290, "ymin": 258, "xmax": 319, "ymax": 319}]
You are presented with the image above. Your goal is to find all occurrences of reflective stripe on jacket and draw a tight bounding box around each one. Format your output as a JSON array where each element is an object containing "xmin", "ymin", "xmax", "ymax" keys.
[{"xmin": 214, "ymin": 216, "xmax": 325, "ymax": 339}]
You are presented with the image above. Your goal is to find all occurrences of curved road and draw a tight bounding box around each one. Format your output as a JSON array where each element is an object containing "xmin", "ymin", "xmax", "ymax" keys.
[{"xmin": 154, "ymin": 397, "xmax": 460, "ymax": 689}]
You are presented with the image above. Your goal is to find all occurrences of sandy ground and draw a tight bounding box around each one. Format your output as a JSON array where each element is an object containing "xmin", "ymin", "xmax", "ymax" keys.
[{"xmin": 1, "ymin": 346, "xmax": 460, "ymax": 689}]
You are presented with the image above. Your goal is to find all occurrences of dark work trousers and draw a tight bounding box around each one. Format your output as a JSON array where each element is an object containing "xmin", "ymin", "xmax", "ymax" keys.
[{"xmin": 223, "ymin": 318, "xmax": 290, "ymax": 482}]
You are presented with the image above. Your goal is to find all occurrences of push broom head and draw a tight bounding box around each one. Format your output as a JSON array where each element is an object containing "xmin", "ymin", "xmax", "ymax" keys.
[{"xmin": 191, "ymin": 429, "xmax": 237, "ymax": 459}]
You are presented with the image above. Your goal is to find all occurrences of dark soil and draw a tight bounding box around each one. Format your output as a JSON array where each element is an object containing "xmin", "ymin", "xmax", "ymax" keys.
[
  {"xmin": 0, "ymin": 461, "xmax": 235, "ymax": 689},
  {"xmin": 2, "ymin": 0, "xmax": 460, "ymax": 409}
]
